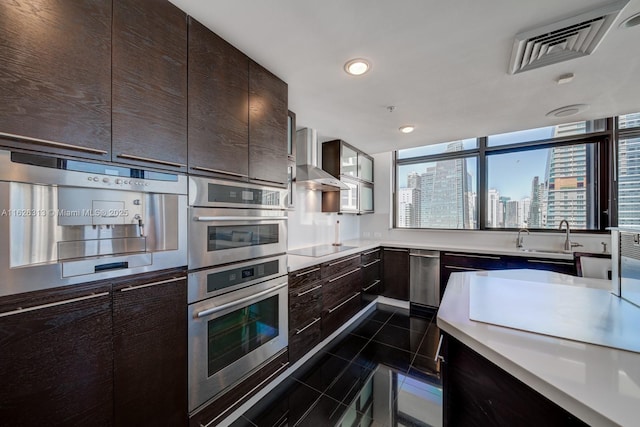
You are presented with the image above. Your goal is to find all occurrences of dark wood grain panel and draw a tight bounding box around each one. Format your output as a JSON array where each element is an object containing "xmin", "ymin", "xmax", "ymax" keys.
[
  {"xmin": 0, "ymin": 0, "xmax": 111, "ymax": 160},
  {"xmin": 361, "ymin": 259, "xmax": 381, "ymax": 293},
  {"xmin": 360, "ymin": 248, "xmax": 381, "ymax": 265},
  {"xmin": 0, "ymin": 283, "xmax": 113, "ymax": 426},
  {"xmin": 113, "ymin": 270, "xmax": 187, "ymax": 427},
  {"xmin": 288, "ymin": 264, "xmax": 322, "ymax": 290},
  {"xmin": 321, "ymin": 292, "xmax": 362, "ymax": 339},
  {"xmin": 321, "ymin": 253, "xmax": 361, "ymax": 279},
  {"xmin": 112, "ymin": 0, "xmax": 188, "ymax": 171},
  {"xmin": 323, "ymin": 267, "xmax": 362, "ymax": 310},
  {"xmin": 188, "ymin": 18, "xmax": 249, "ymax": 179},
  {"xmin": 189, "ymin": 351, "xmax": 289, "ymax": 427},
  {"xmin": 382, "ymin": 248, "xmax": 410, "ymax": 300},
  {"xmin": 249, "ymin": 60, "xmax": 288, "ymax": 186},
  {"xmin": 289, "ymin": 282, "xmax": 322, "ymax": 330},
  {"xmin": 289, "ymin": 317, "xmax": 322, "ymax": 363},
  {"xmin": 444, "ymin": 335, "xmax": 589, "ymax": 427}
]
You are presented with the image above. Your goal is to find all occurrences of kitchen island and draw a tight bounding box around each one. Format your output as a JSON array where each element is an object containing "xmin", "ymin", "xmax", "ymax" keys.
[{"xmin": 437, "ymin": 269, "xmax": 640, "ymax": 427}]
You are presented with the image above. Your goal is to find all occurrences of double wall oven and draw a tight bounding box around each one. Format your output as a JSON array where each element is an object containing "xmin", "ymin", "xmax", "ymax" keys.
[{"xmin": 187, "ymin": 177, "xmax": 289, "ymax": 413}]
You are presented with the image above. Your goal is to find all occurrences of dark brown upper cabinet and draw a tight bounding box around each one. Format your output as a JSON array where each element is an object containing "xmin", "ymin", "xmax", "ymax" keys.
[
  {"xmin": 249, "ymin": 60, "xmax": 288, "ymax": 187},
  {"xmin": 0, "ymin": 0, "xmax": 112, "ymax": 160},
  {"xmin": 188, "ymin": 17, "xmax": 250, "ymax": 180},
  {"xmin": 112, "ymin": 0, "xmax": 188, "ymax": 172}
]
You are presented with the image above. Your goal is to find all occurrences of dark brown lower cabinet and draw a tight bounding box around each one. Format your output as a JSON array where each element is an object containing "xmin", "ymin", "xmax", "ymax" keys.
[
  {"xmin": 443, "ymin": 334, "xmax": 588, "ymax": 427},
  {"xmin": 0, "ymin": 282, "xmax": 113, "ymax": 427},
  {"xmin": 113, "ymin": 270, "xmax": 187, "ymax": 427},
  {"xmin": 381, "ymin": 247, "xmax": 409, "ymax": 300}
]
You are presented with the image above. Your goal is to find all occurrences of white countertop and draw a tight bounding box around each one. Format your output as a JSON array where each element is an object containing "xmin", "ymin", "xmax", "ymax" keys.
[
  {"xmin": 287, "ymin": 239, "xmax": 575, "ymax": 272},
  {"xmin": 437, "ymin": 269, "xmax": 640, "ymax": 427}
]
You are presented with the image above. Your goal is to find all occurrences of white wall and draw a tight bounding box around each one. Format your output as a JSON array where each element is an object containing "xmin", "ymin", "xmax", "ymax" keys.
[
  {"xmin": 287, "ymin": 185, "xmax": 360, "ymax": 250},
  {"xmin": 359, "ymin": 152, "xmax": 612, "ymax": 254}
]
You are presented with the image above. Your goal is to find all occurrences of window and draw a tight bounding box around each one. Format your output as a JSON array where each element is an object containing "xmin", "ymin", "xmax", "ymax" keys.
[
  {"xmin": 395, "ymin": 121, "xmax": 611, "ymax": 231},
  {"xmin": 617, "ymin": 112, "xmax": 640, "ymax": 226}
]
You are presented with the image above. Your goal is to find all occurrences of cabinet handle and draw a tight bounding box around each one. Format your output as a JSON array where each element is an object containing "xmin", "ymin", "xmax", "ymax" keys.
[
  {"xmin": 328, "ymin": 267, "xmax": 361, "ymax": 283},
  {"xmin": 328, "ymin": 292, "xmax": 361, "ymax": 314},
  {"xmin": 526, "ymin": 259, "xmax": 574, "ymax": 266},
  {"xmin": 383, "ymin": 248, "xmax": 408, "ymax": 252},
  {"xmin": 117, "ymin": 153, "xmax": 186, "ymax": 168},
  {"xmin": 120, "ymin": 276, "xmax": 184, "ymax": 292},
  {"xmin": 196, "ymin": 282, "xmax": 287, "ymax": 318},
  {"xmin": 199, "ymin": 360, "xmax": 290, "ymax": 427},
  {"xmin": 0, "ymin": 131, "xmax": 108, "ymax": 155},
  {"xmin": 444, "ymin": 265, "xmax": 482, "ymax": 271},
  {"xmin": 0, "ymin": 292, "xmax": 110, "ymax": 318},
  {"xmin": 362, "ymin": 280, "xmax": 381, "ymax": 292},
  {"xmin": 296, "ymin": 284, "xmax": 322, "ymax": 297},
  {"xmin": 362, "ymin": 259, "xmax": 381, "ymax": 268},
  {"xmin": 294, "ymin": 267, "xmax": 321, "ymax": 277},
  {"xmin": 362, "ymin": 249, "xmax": 380, "ymax": 256},
  {"xmin": 250, "ymin": 177, "xmax": 286, "ymax": 187},
  {"xmin": 295, "ymin": 317, "xmax": 321, "ymax": 334},
  {"xmin": 328, "ymin": 255, "xmax": 360, "ymax": 266},
  {"xmin": 434, "ymin": 334, "xmax": 445, "ymax": 363},
  {"xmin": 191, "ymin": 166, "xmax": 248, "ymax": 178},
  {"xmin": 443, "ymin": 253, "xmax": 500, "ymax": 260}
]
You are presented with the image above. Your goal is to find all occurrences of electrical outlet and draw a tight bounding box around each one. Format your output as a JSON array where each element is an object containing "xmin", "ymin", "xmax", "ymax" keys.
[
  {"xmin": 374, "ymin": 232, "xmax": 382, "ymax": 238},
  {"xmin": 363, "ymin": 231, "xmax": 371, "ymax": 238}
]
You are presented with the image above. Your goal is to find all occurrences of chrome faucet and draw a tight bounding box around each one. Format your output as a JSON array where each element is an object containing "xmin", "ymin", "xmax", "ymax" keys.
[
  {"xmin": 516, "ymin": 228, "xmax": 530, "ymax": 249},
  {"xmin": 558, "ymin": 219, "xmax": 577, "ymax": 252}
]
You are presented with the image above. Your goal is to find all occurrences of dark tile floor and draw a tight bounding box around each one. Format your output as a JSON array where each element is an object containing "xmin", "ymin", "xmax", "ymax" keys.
[{"xmin": 230, "ymin": 305, "xmax": 443, "ymax": 427}]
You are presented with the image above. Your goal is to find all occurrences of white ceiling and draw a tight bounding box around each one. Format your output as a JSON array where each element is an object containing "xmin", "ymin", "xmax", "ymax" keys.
[{"xmin": 169, "ymin": 0, "xmax": 640, "ymax": 154}]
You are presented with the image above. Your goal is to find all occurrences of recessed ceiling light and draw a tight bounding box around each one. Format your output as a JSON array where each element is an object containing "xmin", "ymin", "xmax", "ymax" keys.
[
  {"xmin": 619, "ymin": 12, "xmax": 640, "ymax": 28},
  {"xmin": 545, "ymin": 104, "xmax": 589, "ymax": 118},
  {"xmin": 344, "ymin": 58, "xmax": 371, "ymax": 76},
  {"xmin": 399, "ymin": 125, "xmax": 415, "ymax": 134}
]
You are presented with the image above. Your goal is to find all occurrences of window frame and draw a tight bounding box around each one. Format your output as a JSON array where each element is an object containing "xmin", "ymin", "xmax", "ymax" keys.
[{"xmin": 394, "ymin": 121, "xmax": 614, "ymax": 232}]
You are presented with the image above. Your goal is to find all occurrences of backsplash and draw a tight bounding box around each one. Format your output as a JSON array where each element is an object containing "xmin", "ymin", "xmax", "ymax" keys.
[{"xmin": 288, "ymin": 186, "xmax": 360, "ymax": 250}]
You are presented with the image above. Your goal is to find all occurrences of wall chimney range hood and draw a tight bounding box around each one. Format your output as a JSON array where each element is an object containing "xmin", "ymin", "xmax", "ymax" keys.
[{"xmin": 295, "ymin": 128, "xmax": 349, "ymax": 191}]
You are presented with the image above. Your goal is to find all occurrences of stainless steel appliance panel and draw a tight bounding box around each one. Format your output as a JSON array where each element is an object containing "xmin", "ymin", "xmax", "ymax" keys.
[
  {"xmin": 189, "ymin": 176, "xmax": 287, "ymax": 209},
  {"xmin": 187, "ymin": 276, "xmax": 288, "ymax": 412},
  {"xmin": 409, "ymin": 249, "xmax": 440, "ymax": 308},
  {"xmin": 188, "ymin": 207, "xmax": 287, "ymax": 269}
]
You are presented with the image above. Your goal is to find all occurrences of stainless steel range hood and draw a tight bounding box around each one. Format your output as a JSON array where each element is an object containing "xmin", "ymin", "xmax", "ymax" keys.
[{"xmin": 295, "ymin": 128, "xmax": 348, "ymax": 191}]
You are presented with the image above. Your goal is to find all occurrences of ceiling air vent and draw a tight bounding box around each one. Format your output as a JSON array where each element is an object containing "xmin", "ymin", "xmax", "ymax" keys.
[{"xmin": 508, "ymin": 0, "xmax": 629, "ymax": 74}]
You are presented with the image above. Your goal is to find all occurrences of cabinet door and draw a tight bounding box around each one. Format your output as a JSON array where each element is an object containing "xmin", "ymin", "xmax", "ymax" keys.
[
  {"xmin": 112, "ymin": 0, "xmax": 187, "ymax": 171},
  {"xmin": 382, "ymin": 248, "xmax": 410, "ymax": 300},
  {"xmin": 503, "ymin": 255, "xmax": 576, "ymax": 275},
  {"xmin": 359, "ymin": 182, "xmax": 374, "ymax": 213},
  {"xmin": 0, "ymin": 283, "xmax": 113, "ymax": 426},
  {"xmin": 358, "ymin": 153, "xmax": 374, "ymax": 182},
  {"xmin": 249, "ymin": 60, "xmax": 288, "ymax": 187},
  {"xmin": 0, "ymin": 0, "xmax": 111, "ymax": 160},
  {"xmin": 113, "ymin": 273, "xmax": 187, "ymax": 427},
  {"xmin": 188, "ymin": 18, "xmax": 249, "ymax": 180},
  {"xmin": 340, "ymin": 177, "xmax": 359, "ymax": 213},
  {"xmin": 341, "ymin": 144, "xmax": 358, "ymax": 177}
]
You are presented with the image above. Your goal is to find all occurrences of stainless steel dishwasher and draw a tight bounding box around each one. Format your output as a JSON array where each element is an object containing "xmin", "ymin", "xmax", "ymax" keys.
[{"xmin": 409, "ymin": 249, "xmax": 440, "ymax": 311}]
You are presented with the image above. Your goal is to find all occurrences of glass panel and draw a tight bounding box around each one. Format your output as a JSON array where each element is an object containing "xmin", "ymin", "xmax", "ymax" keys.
[
  {"xmin": 397, "ymin": 138, "xmax": 477, "ymax": 159},
  {"xmin": 341, "ymin": 145, "xmax": 358, "ymax": 177},
  {"xmin": 618, "ymin": 135, "xmax": 640, "ymax": 226},
  {"xmin": 287, "ymin": 165, "xmax": 294, "ymax": 208},
  {"xmin": 341, "ymin": 180, "xmax": 358, "ymax": 211},
  {"xmin": 287, "ymin": 114, "xmax": 293, "ymax": 155},
  {"xmin": 619, "ymin": 112, "xmax": 640, "ymax": 130},
  {"xmin": 360, "ymin": 184, "xmax": 373, "ymax": 212},
  {"xmin": 207, "ymin": 183, "xmax": 281, "ymax": 206},
  {"xmin": 207, "ymin": 224, "xmax": 279, "ymax": 251},
  {"xmin": 486, "ymin": 143, "xmax": 597, "ymax": 229},
  {"xmin": 359, "ymin": 155, "xmax": 373, "ymax": 182},
  {"xmin": 397, "ymin": 150, "xmax": 477, "ymax": 229},
  {"xmin": 487, "ymin": 120, "xmax": 605, "ymax": 147},
  {"xmin": 207, "ymin": 295, "xmax": 279, "ymax": 377},
  {"xmin": 206, "ymin": 260, "xmax": 280, "ymax": 294}
]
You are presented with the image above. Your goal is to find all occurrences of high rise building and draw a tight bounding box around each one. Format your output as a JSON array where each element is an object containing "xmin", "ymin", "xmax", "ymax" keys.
[
  {"xmin": 519, "ymin": 197, "xmax": 531, "ymax": 228},
  {"xmin": 398, "ymin": 187, "xmax": 421, "ymax": 227},
  {"xmin": 618, "ymin": 135, "xmax": 640, "ymax": 226},
  {"xmin": 528, "ymin": 176, "xmax": 542, "ymax": 228},
  {"xmin": 487, "ymin": 189, "xmax": 500, "ymax": 227}
]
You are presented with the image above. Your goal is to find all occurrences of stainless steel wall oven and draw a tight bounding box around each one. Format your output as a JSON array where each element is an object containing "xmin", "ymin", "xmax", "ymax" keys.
[
  {"xmin": 187, "ymin": 177, "xmax": 288, "ymax": 414},
  {"xmin": 0, "ymin": 149, "xmax": 187, "ymax": 297}
]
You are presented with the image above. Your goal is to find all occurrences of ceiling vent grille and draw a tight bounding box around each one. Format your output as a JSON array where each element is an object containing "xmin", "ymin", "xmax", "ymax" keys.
[{"xmin": 508, "ymin": 0, "xmax": 629, "ymax": 74}]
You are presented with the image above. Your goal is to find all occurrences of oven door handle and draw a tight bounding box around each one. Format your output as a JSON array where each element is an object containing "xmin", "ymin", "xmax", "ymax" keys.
[
  {"xmin": 194, "ymin": 216, "xmax": 288, "ymax": 222},
  {"xmin": 195, "ymin": 282, "xmax": 287, "ymax": 318}
]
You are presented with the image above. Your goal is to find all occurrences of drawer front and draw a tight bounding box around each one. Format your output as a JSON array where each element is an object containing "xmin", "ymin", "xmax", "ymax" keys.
[
  {"xmin": 289, "ymin": 282, "xmax": 322, "ymax": 330},
  {"xmin": 322, "ymin": 266, "xmax": 362, "ymax": 310},
  {"xmin": 321, "ymin": 254, "xmax": 361, "ymax": 279},
  {"xmin": 289, "ymin": 317, "xmax": 321, "ymax": 363},
  {"xmin": 441, "ymin": 252, "xmax": 504, "ymax": 270},
  {"xmin": 361, "ymin": 259, "xmax": 381, "ymax": 287},
  {"xmin": 360, "ymin": 248, "xmax": 381, "ymax": 265},
  {"xmin": 322, "ymin": 291, "xmax": 361, "ymax": 339},
  {"xmin": 289, "ymin": 264, "xmax": 322, "ymax": 290}
]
